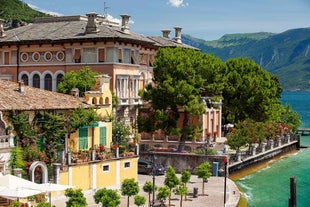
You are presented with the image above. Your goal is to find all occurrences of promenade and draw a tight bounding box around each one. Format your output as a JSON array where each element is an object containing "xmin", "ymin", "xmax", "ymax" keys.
[{"xmin": 53, "ymin": 174, "xmax": 240, "ymax": 207}]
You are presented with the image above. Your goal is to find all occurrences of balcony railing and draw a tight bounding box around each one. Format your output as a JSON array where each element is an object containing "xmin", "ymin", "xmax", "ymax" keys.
[{"xmin": 0, "ymin": 135, "xmax": 14, "ymax": 149}]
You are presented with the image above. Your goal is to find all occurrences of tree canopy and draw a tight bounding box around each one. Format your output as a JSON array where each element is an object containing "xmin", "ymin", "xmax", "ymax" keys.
[
  {"xmin": 221, "ymin": 57, "xmax": 283, "ymax": 123},
  {"xmin": 140, "ymin": 47, "xmax": 224, "ymax": 150},
  {"xmin": 121, "ymin": 178, "xmax": 139, "ymax": 207},
  {"xmin": 57, "ymin": 66, "xmax": 99, "ymax": 97}
]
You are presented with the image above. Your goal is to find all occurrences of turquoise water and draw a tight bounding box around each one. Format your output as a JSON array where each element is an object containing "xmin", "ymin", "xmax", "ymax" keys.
[{"xmin": 236, "ymin": 91, "xmax": 310, "ymax": 207}]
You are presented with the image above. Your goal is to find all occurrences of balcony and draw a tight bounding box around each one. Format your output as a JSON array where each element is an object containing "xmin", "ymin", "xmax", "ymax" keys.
[{"xmin": 0, "ymin": 135, "xmax": 14, "ymax": 149}]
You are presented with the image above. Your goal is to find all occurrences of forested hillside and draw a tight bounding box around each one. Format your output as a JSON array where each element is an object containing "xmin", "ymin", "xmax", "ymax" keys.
[
  {"xmin": 183, "ymin": 28, "xmax": 310, "ymax": 91},
  {"xmin": 0, "ymin": 0, "xmax": 50, "ymax": 28}
]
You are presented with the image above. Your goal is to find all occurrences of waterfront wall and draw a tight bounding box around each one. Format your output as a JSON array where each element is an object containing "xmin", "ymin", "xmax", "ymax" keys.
[{"xmin": 139, "ymin": 134, "xmax": 300, "ymax": 176}]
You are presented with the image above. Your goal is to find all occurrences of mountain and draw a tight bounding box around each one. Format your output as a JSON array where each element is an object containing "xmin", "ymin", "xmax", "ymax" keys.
[
  {"xmin": 182, "ymin": 29, "xmax": 310, "ymax": 91},
  {"xmin": 0, "ymin": 0, "xmax": 50, "ymax": 28}
]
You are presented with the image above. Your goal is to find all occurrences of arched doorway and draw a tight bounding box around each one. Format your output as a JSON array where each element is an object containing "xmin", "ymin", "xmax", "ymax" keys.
[{"xmin": 29, "ymin": 161, "xmax": 48, "ymax": 183}]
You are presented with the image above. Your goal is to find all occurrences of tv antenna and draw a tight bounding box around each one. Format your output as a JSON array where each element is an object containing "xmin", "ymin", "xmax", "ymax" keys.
[{"xmin": 103, "ymin": 2, "xmax": 110, "ymax": 18}]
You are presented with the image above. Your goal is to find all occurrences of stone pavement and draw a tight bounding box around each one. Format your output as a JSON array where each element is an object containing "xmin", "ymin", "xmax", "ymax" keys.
[{"xmin": 52, "ymin": 174, "xmax": 240, "ymax": 207}]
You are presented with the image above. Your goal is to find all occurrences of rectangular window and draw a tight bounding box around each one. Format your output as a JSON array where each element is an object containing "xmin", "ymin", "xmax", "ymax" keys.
[
  {"xmin": 98, "ymin": 48, "xmax": 105, "ymax": 62},
  {"xmin": 4, "ymin": 52, "xmax": 10, "ymax": 65},
  {"xmin": 73, "ymin": 49, "xmax": 81, "ymax": 63},
  {"xmin": 118, "ymin": 48, "xmax": 122, "ymax": 63},
  {"xmin": 131, "ymin": 50, "xmax": 137, "ymax": 64},
  {"xmin": 123, "ymin": 49, "xmax": 130, "ymax": 64},
  {"xmin": 102, "ymin": 164, "xmax": 110, "ymax": 172},
  {"xmin": 83, "ymin": 48, "xmax": 96, "ymax": 63},
  {"xmin": 124, "ymin": 162, "xmax": 130, "ymax": 168},
  {"xmin": 106, "ymin": 47, "xmax": 116, "ymax": 62},
  {"xmin": 78, "ymin": 128, "xmax": 88, "ymax": 150},
  {"xmin": 99, "ymin": 127, "xmax": 107, "ymax": 146}
]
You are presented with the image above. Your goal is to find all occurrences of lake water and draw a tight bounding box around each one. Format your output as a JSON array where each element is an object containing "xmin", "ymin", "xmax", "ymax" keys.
[{"xmin": 236, "ymin": 91, "xmax": 310, "ymax": 207}]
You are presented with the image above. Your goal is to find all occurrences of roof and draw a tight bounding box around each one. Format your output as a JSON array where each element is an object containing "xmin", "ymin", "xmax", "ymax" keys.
[
  {"xmin": 0, "ymin": 14, "xmax": 197, "ymax": 49},
  {"xmin": 0, "ymin": 15, "xmax": 155, "ymax": 46},
  {"xmin": 147, "ymin": 36, "xmax": 198, "ymax": 50},
  {"xmin": 0, "ymin": 80, "xmax": 85, "ymax": 111}
]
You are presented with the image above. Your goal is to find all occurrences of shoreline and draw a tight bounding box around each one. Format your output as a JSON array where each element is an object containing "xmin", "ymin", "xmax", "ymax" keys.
[{"xmin": 228, "ymin": 149, "xmax": 299, "ymax": 207}]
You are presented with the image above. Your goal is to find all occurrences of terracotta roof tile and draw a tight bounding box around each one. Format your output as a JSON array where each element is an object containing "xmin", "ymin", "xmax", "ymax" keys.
[{"xmin": 0, "ymin": 80, "xmax": 86, "ymax": 111}]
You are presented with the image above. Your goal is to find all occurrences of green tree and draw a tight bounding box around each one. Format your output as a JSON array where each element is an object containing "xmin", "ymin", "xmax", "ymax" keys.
[
  {"xmin": 141, "ymin": 47, "xmax": 209, "ymax": 151},
  {"xmin": 181, "ymin": 170, "xmax": 191, "ymax": 200},
  {"xmin": 196, "ymin": 162, "xmax": 212, "ymax": 195},
  {"xmin": 57, "ymin": 66, "xmax": 99, "ymax": 97},
  {"xmin": 9, "ymin": 200, "xmax": 21, "ymax": 207},
  {"xmin": 9, "ymin": 147, "xmax": 25, "ymax": 173},
  {"xmin": 134, "ymin": 195, "xmax": 146, "ymax": 207},
  {"xmin": 280, "ymin": 104, "xmax": 302, "ymax": 132},
  {"xmin": 34, "ymin": 112, "xmax": 66, "ymax": 164},
  {"xmin": 93, "ymin": 188, "xmax": 120, "ymax": 207},
  {"xmin": 65, "ymin": 188, "xmax": 87, "ymax": 207},
  {"xmin": 164, "ymin": 166, "xmax": 180, "ymax": 206},
  {"xmin": 222, "ymin": 57, "xmax": 283, "ymax": 124},
  {"xmin": 70, "ymin": 106, "xmax": 101, "ymax": 132},
  {"xmin": 8, "ymin": 111, "xmax": 36, "ymax": 148},
  {"xmin": 226, "ymin": 127, "xmax": 247, "ymax": 152},
  {"xmin": 37, "ymin": 203, "xmax": 49, "ymax": 207},
  {"xmin": 174, "ymin": 183, "xmax": 188, "ymax": 207},
  {"xmin": 143, "ymin": 181, "xmax": 157, "ymax": 207},
  {"xmin": 112, "ymin": 118, "xmax": 130, "ymax": 145},
  {"xmin": 156, "ymin": 186, "xmax": 170, "ymax": 206},
  {"xmin": 121, "ymin": 178, "xmax": 139, "ymax": 207}
]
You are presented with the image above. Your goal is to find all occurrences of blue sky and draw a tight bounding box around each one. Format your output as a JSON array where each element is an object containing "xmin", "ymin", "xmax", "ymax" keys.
[{"xmin": 22, "ymin": 0, "xmax": 310, "ymax": 40}]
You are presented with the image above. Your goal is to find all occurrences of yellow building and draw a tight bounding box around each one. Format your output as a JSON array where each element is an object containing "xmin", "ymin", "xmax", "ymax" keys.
[{"xmin": 0, "ymin": 77, "xmax": 138, "ymax": 199}]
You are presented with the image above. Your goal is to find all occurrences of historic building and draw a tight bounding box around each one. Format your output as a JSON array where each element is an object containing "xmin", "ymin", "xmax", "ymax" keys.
[
  {"xmin": 0, "ymin": 12, "xmax": 195, "ymax": 132},
  {"xmin": 0, "ymin": 77, "xmax": 138, "ymax": 200},
  {"xmin": 0, "ymin": 12, "xmax": 221, "ymax": 154}
]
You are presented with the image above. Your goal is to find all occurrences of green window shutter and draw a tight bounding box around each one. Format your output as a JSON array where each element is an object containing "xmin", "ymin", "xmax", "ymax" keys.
[
  {"xmin": 78, "ymin": 128, "xmax": 88, "ymax": 150},
  {"xmin": 99, "ymin": 127, "xmax": 107, "ymax": 146},
  {"xmin": 37, "ymin": 136, "xmax": 44, "ymax": 151}
]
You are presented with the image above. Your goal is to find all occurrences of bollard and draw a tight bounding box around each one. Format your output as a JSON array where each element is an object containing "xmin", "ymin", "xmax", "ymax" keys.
[{"xmin": 193, "ymin": 187, "xmax": 198, "ymax": 198}]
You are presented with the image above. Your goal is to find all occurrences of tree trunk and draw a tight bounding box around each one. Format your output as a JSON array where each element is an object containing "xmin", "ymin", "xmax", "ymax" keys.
[
  {"xmin": 202, "ymin": 180, "xmax": 205, "ymax": 195},
  {"xmin": 168, "ymin": 194, "xmax": 171, "ymax": 207},
  {"xmin": 178, "ymin": 112, "xmax": 189, "ymax": 152},
  {"xmin": 180, "ymin": 195, "xmax": 183, "ymax": 207},
  {"xmin": 127, "ymin": 196, "xmax": 130, "ymax": 207}
]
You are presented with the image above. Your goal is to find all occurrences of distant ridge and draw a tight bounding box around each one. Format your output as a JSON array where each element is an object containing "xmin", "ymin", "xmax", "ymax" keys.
[{"xmin": 182, "ymin": 28, "xmax": 310, "ymax": 91}]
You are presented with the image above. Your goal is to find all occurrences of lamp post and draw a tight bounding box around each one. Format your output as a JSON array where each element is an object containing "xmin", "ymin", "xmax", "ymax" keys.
[
  {"xmin": 223, "ymin": 156, "xmax": 229, "ymax": 207},
  {"xmin": 152, "ymin": 153, "xmax": 156, "ymax": 207}
]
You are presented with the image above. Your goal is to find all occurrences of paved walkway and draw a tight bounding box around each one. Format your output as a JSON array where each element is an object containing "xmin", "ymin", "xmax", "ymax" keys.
[{"xmin": 52, "ymin": 174, "xmax": 240, "ymax": 207}]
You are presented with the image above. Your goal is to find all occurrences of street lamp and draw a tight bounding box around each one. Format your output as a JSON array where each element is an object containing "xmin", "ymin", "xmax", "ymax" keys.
[
  {"xmin": 152, "ymin": 153, "xmax": 156, "ymax": 207},
  {"xmin": 223, "ymin": 156, "xmax": 229, "ymax": 207}
]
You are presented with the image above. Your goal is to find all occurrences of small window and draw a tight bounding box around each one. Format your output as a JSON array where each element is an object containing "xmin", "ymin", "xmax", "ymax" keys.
[
  {"xmin": 124, "ymin": 162, "xmax": 130, "ymax": 168},
  {"xmin": 44, "ymin": 51, "xmax": 53, "ymax": 61},
  {"xmin": 4, "ymin": 52, "xmax": 10, "ymax": 65},
  {"xmin": 56, "ymin": 51, "xmax": 65, "ymax": 61},
  {"xmin": 98, "ymin": 48, "xmax": 105, "ymax": 62},
  {"xmin": 32, "ymin": 52, "xmax": 40, "ymax": 62},
  {"xmin": 102, "ymin": 165, "xmax": 109, "ymax": 172},
  {"xmin": 118, "ymin": 48, "xmax": 122, "ymax": 63},
  {"xmin": 73, "ymin": 49, "xmax": 81, "ymax": 63}
]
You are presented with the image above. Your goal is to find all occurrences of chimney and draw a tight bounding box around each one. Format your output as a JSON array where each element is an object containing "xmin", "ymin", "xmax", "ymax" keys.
[
  {"xmin": 161, "ymin": 29, "xmax": 171, "ymax": 39},
  {"xmin": 95, "ymin": 74, "xmax": 111, "ymax": 92},
  {"xmin": 18, "ymin": 81, "xmax": 25, "ymax": 93},
  {"xmin": 85, "ymin": 12, "xmax": 99, "ymax": 33},
  {"xmin": 0, "ymin": 19, "xmax": 5, "ymax": 38},
  {"xmin": 120, "ymin": 14, "xmax": 130, "ymax": 34},
  {"xmin": 174, "ymin": 27, "xmax": 182, "ymax": 43},
  {"xmin": 71, "ymin": 88, "xmax": 79, "ymax": 97}
]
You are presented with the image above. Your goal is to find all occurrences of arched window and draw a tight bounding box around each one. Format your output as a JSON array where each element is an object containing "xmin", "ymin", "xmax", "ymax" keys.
[
  {"xmin": 33, "ymin": 74, "xmax": 40, "ymax": 88},
  {"xmin": 56, "ymin": 74, "xmax": 63, "ymax": 89},
  {"xmin": 44, "ymin": 74, "xmax": 52, "ymax": 91},
  {"xmin": 21, "ymin": 74, "xmax": 29, "ymax": 85}
]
